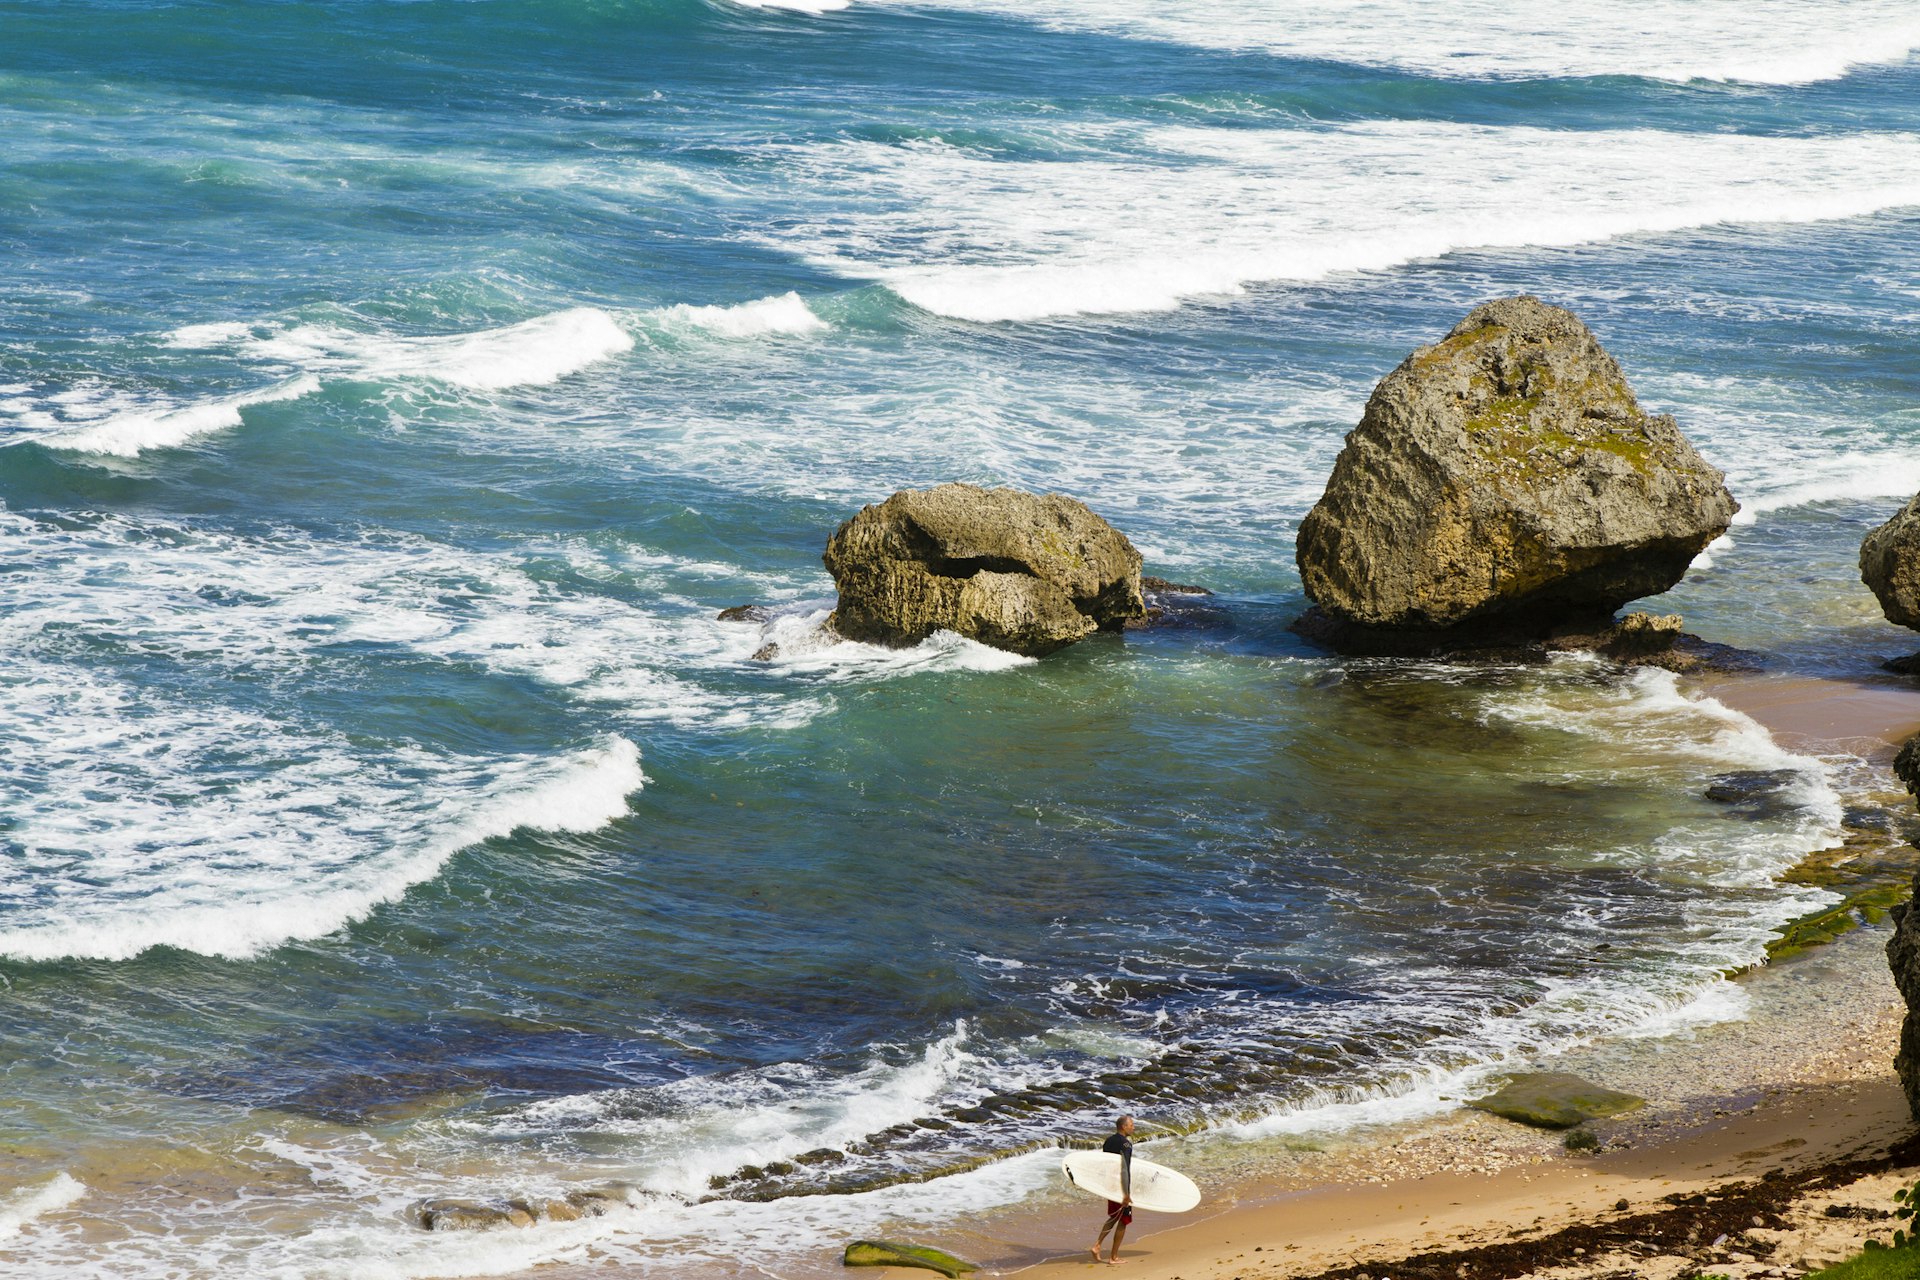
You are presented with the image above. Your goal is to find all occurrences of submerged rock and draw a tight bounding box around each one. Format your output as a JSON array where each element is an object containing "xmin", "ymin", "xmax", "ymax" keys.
[
  {"xmin": 1295, "ymin": 296, "xmax": 1736, "ymax": 650},
  {"xmin": 823, "ymin": 483, "xmax": 1146, "ymax": 657},
  {"xmin": 843, "ymin": 1240, "xmax": 980, "ymax": 1277},
  {"xmin": 412, "ymin": 1198, "xmax": 533, "ymax": 1232},
  {"xmin": 409, "ymin": 1189, "xmax": 622, "ymax": 1232},
  {"xmin": 1862, "ymin": 494, "xmax": 1920, "ymax": 630},
  {"xmin": 1467, "ymin": 1072, "xmax": 1645, "ymax": 1130}
]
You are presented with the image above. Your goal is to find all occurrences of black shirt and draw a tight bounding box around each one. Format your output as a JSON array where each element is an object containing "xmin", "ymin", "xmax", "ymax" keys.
[{"xmin": 1102, "ymin": 1132, "xmax": 1133, "ymax": 1198}]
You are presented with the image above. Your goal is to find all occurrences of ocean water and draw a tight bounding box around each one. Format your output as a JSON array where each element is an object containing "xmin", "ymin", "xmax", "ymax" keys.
[{"xmin": 2, "ymin": 1, "xmax": 1919, "ymax": 1275}]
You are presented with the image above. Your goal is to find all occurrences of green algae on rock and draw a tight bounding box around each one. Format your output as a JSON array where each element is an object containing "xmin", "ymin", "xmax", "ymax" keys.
[
  {"xmin": 1468, "ymin": 1072, "xmax": 1646, "ymax": 1129},
  {"xmin": 843, "ymin": 1240, "xmax": 980, "ymax": 1277},
  {"xmin": 1295, "ymin": 296, "xmax": 1736, "ymax": 648}
]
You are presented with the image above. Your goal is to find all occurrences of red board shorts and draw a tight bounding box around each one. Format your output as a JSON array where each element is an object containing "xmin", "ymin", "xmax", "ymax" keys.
[{"xmin": 1106, "ymin": 1201, "xmax": 1133, "ymax": 1225}]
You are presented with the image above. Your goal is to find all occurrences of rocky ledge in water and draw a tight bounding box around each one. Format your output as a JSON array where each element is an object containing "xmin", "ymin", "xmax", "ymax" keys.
[
  {"xmin": 1292, "ymin": 607, "xmax": 1759, "ymax": 673},
  {"xmin": 1293, "ymin": 296, "xmax": 1736, "ymax": 659},
  {"xmin": 823, "ymin": 483, "xmax": 1147, "ymax": 657}
]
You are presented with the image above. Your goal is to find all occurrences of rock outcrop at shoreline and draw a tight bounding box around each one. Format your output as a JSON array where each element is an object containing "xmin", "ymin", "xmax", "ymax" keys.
[
  {"xmin": 824, "ymin": 483, "xmax": 1147, "ymax": 657},
  {"xmin": 1294, "ymin": 296, "xmax": 1736, "ymax": 654},
  {"xmin": 1889, "ymin": 736, "xmax": 1920, "ymax": 1121},
  {"xmin": 1888, "ymin": 888, "xmax": 1920, "ymax": 1120},
  {"xmin": 1862, "ymin": 493, "xmax": 1920, "ymax": 631}
]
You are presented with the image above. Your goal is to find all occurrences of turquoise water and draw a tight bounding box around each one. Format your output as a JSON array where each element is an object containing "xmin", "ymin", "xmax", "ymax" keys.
[{"xmin": 3, "ymin": 1, "xmax": 1919, "ymax": 1274}]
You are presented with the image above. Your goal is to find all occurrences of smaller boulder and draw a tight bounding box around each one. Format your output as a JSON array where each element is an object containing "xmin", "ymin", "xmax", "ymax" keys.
[
  {"xmin": 824, "ymin": 484, "xmax": 1146, "ymax": 657},
  {"xmin": 1467, "ymin": 1072, "xmax": 1645, "ymax": 1130},
  {"xmin": 844, "ymin": 1240, "xmax": 980, "ymax": 1278},
  {"xmin": 1863, "ymin": 494, "xmax": 1920, "ymax": 630}
]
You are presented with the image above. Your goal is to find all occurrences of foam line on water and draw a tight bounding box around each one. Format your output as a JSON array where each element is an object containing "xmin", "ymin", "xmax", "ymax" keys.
[
  {"xmin": 744, "ymin": 612, "xmax": 1039, "ymax": 678},
  {"xmin": 0, "ymin": 731, "xmax": 645, "ymax": 963},
  {"xmin": 770, "ymin": 123, "xmax": 1920, "ymax": 323},
  {"xmin": 31, "ymin": 375, "xmax": 320, "ymax": 457},
  {"xmin": 240, "ymin": 307, "xmax": 633, "ymax": 391},
  {"xmin": 0, "ymin": 1174, "xmax": 86, "ymax": 1242},
  {"xmin": 1729, "ymin": 450, "xmax": 1920, "ymax": 527},
  {"xmin": 485, "ymin": 1021, "xmax": 1006, "ymax": 1200},
  {"xmin": 871, "ymin": 0, "xmax": 1920, "ymax": 85},
  {"xmin": 646, "ymin": 291, "xmax": 828, "ymax": 338}
]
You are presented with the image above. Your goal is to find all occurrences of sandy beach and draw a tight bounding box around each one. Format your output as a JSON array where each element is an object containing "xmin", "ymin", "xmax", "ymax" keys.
[{"xmin": 928, "ymin": 671, "xmax": 1920, "ymax": 1280}]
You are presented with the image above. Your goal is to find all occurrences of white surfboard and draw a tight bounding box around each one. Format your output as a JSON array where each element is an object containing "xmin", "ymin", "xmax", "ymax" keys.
[{"xmin": 1061, "ymin": 1151, "xmax": 1201, "ymax": 1214}]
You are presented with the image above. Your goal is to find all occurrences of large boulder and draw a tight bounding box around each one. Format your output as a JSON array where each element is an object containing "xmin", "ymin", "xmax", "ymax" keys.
[
  {"xmin": 824, "ymin": 484, "xmax": 1146, "ymax": 657},
  {"xmin": 1862, "ymin": 495, "xmax": 1920, "ymax": 630},
  {"xmin": 1295, "ymin": 296, "xmax": 1736, "ymax": 647}
]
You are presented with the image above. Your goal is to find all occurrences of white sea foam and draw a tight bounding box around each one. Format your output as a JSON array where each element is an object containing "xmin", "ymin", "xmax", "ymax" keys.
[
  {"xmin": 489, "ymin": 1022, "xmax": 1001, "ymax": 1199},
  {"xmin": 876, "ymin": 0, "xmax": 1920, "ymax": 85},
  {"xmin": 162, "ymin": 320, "xmax": 255, "ymax": 348},
  {"xmin": 242, "ymin": 307, "xmax": 633, "ymax": 390},
  {"xmin": 33, "ymin": 375, "xmax": 320, "ymax": 457},
  {"xmin": 0, "ymin": 723, "xmax": 645, "ymax": 963},
  {"xmin": 1728, "ymin": 450, "xmax": 1920, "ymax": 527},
  {"xmin": 746, "ymin": 611, "xmax": 1039, "ymax": 678},
  {"xmin": 0, "ymin": 1174, "xmax": 86, "ymax": 1242},
  {"xmin": 769, "ymin": 123, "xmax": 1920, "ymax": 322},
  {"xmin": 650, "ymin": 291, "xmax": 827, "ymax": 337}
]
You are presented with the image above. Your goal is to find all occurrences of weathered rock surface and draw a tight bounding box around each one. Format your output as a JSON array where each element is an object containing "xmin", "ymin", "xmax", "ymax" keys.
[
  {"xmin": 1862, "ymin": 494, "xmax": 1920, "ymax": 630},
  {"xmin": 1888, "ymin": 874, "xmax": 1920, "ymax": 1121},
  {"xmin": 1295, "ymin": 296, "xmax": 1736, "ymax": 647},
  {"xmin": 843, "ymin": 1240, "xmax": 980, "ymax": 1277},
  {"xmin": 1467, "ymin": 1072, "xmax": 1645, "ymax": 1130},
  {"xmin": 824, "ymin": 484, "xmax": 1146, "ymax": 657}
]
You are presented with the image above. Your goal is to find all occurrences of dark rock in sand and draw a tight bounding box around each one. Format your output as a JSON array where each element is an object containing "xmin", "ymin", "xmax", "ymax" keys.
[
  {"xmin": 1862, "ymin": 494, "xmax": 1920, "ymax": 631},
  {"xmin": 1295, "ymin": 296, "xmax": 1736, "ymax": 648},
  {"xmin": 1467, "ymin": 1071, "xmax": 1645, "ymax": 1130},
  {"xmin": 843, "ymin": 1240, "xmax": 980, "ymax": 1277},
  {"xmin": 823, "ymin": 483, "xmax": 1146, "ymax": 657}
]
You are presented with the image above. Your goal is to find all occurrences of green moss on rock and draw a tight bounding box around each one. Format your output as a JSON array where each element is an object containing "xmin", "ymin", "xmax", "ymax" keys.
[
  {"xmin": 1467, "ymin": 1072, "xmax": 1645, "ymax": 1130},
  {"xmin": 843, "ymin": 1241, "xmax": 980, "ymax": 1277}
]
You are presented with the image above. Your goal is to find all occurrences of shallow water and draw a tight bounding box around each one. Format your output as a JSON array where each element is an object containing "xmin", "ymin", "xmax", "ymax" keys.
[{"xmin": 3, "ymin": 2, "xmax": 1919, "ymax": 1275}]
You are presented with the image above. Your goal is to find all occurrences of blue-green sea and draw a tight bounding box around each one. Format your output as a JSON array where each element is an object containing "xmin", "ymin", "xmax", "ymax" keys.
[{"xmin": 4, "ymin": 1, "xmax": 1920, "ymax": 1275}]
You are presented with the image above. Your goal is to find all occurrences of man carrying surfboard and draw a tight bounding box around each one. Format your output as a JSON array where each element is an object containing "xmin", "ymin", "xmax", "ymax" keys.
[{"xmin": 1089, "ymin": 1114, "xmax": 1134, "ymax": 1264}]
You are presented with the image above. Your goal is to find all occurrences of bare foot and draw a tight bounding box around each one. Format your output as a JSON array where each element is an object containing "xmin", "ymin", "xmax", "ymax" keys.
[
  {"xmin": 1087, "ymin": 1248, "xmax": 1102, "ymax": 1263},
  {"xmin": 1105, "ymin": 1257, "xmax": 1128, "ymax": 1265}
]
